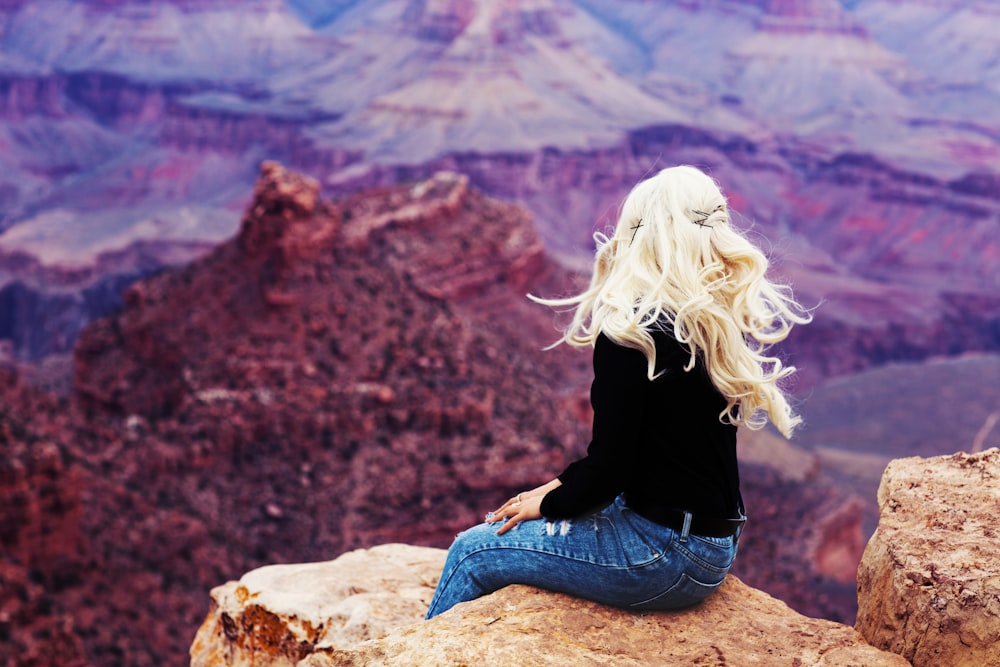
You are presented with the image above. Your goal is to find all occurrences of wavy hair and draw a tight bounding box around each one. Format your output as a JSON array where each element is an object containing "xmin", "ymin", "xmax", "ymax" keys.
[{"xmin": 531, "ymin": 165, "xmax": 812, "ymax": 437}]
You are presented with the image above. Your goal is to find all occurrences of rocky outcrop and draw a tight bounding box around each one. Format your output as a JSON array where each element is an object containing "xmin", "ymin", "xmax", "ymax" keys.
[
  {"xmin": 324, "ymin": 142, "xmax": 1000, "ymax": 394},
  {"xmin": 189, "ymin": 544, "xmax": 444, "ymax": 667},
  {"xmin": 236, "ymin": 161, "xmax": 338, "ymax": 277},
  {"xmin": 856, "ymin": 448, "xmax": 1000, "ymax": 667},
  {"xmin": 1, "ymin": 165, "xmax": 592, "ymax": 666},
  {"xmin": 0, "ymin": 368, "xmax": 89, "ymax": 666},
  {"xmin": 190, "ymin": 449, "xmax": 1000, "ymax": 666},
  {"xmin": 190, "ymin": 544, "xmax": 908, "ymax": 667}
]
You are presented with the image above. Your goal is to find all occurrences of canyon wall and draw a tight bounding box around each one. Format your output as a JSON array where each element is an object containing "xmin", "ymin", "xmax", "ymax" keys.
[{"xmin": 1, "ymin": 0, "xmax": 998, "ymax": 383}]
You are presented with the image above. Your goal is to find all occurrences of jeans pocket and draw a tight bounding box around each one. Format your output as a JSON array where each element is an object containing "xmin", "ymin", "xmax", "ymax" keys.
[
  {"xmin": 629, "ymin": 572, "xmax": 725, "ymax": 611},
  {"xmin": 619, "ymin": 506, "xmax": 674, "ymax": 565},
  {"xmin": 674, "ymin": 534, "xmax": 737, "ymax": 572}
]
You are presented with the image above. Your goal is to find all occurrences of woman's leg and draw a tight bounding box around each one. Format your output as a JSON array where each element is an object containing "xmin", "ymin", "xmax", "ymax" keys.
[{"xmin": 425, "ymin": 496, "xmax": 737, "ymax": 618}]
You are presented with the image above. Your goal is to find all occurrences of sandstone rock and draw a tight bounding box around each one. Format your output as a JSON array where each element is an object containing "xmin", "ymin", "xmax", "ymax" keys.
[
  {"xmin": 856, "ymin": 448, "xmax": 1000, "ymax": 667},
  {"xmin": 190, "ymin": 544, "xmax": 445, "ymax": 667},
  {"xmin": 192, "ymin": 543, "xmax": 907, "ymax": 667},
  {"xmin": 238, "ymin": 161, "xmax": 340, "ymax": 274}
]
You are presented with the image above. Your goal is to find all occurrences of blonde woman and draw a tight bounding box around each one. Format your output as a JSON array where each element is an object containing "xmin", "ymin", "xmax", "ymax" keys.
[{"xmin": 425, "ymin": 165, "xmax": 811, "ymax": 618}]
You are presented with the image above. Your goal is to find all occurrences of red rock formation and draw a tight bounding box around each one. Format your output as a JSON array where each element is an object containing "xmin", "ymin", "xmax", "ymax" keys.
[
  {"xmin": 0, "ymin": 369, "xmax": 89, "ymax": 666},
  {"xmin": 0, "ymin": 369, "xmax": 85, "ymax": 573}
]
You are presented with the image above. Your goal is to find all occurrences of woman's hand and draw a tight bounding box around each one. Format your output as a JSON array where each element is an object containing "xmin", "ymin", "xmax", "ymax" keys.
[{"xmin": 487, "ymin": 479, "xmax": 562, "ymax": 535}]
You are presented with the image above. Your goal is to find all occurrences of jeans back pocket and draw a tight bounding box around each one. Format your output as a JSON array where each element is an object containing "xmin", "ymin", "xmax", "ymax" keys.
[{"xmin": 629, "ymin": 572, "xmax": 724, "ymax": 611}]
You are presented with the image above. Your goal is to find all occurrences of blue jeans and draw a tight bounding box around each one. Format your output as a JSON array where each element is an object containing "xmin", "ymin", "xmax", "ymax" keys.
[{"xmin": 425, "ymin": 495, "xmax": 739, "ymax": 618}]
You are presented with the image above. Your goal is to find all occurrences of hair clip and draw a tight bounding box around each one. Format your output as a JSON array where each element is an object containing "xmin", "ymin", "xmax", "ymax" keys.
[
  {"xmin": 691, "ymin": 205, "xmax": 725, "ymax": 228},
  {"xmin": 629, "ymin": 219, "xmax": 643, "ymax": 246}
]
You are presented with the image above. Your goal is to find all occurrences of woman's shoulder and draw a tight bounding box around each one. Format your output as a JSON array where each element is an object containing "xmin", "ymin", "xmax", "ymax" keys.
[
  {"xmin": 596, "ymin": 327, "xmax": 682, "ymax": 350},
  {"xmin": 595, "ymin": 331, "xmax": 645, "ymax": 366},
  {"xmin": 596, "ymin": 327, "xmax": 688, "ymax": 372}
]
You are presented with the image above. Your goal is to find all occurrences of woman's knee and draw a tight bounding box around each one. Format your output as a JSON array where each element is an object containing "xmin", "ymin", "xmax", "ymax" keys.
[{"xmin": 449, "ymin": 521, "xmax": 505, "ymax": 556}]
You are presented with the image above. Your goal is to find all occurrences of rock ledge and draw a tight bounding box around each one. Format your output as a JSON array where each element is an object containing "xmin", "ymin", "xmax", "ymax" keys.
[{"xmin": 191, "ymin": 545, "xmax": 907, "ymax": 667}]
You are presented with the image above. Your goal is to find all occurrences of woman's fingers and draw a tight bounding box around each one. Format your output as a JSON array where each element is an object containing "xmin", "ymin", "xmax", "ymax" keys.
[
  {"xmin": 494, "ymin": 495, "xmax": 543, "ymax": 535},
  {"xmin": 489, "ymin": 480, "xmax": 562, "ymax": 522},
  {"xmin": 505, "ymin": 493, "xmax": 524, "ymax": 506},
  {"xmin": 485, "ymin": 498, "xmax": 521, "ymax": 525},
  {"xmin": 487, "ymin": 500, "xmax": 520, "ymax": 525},
  {"xmin": 487, "ymin": 488, "xmax": 550, "ymax": 532},
  {"xmin": 495, "ymin": 511, "xmax": 523, "ymax": 535},
  {"xmin": 492, "ymin": 495, "xmax": 523, "ymax": 516}
]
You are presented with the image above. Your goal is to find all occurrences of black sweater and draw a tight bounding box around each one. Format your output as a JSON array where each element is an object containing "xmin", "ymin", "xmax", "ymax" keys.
[{"xmin": 539, "ymin": 330, "xmax": 742, "ymax": 521}]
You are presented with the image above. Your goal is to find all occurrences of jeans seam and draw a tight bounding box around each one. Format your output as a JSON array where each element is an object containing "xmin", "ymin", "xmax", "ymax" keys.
[
  {"xmin": 462, "ymin": 543, "xmax": 643, "ymax": 570},
  {"xmin": 628, "ymin": 572, "xmax": 724, "ymax": 609}
]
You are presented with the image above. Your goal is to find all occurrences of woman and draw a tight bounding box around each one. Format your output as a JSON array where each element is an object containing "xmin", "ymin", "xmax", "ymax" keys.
[{"xmin": 425, "ymin": 165, "xmax": 811, "ymax": 619}]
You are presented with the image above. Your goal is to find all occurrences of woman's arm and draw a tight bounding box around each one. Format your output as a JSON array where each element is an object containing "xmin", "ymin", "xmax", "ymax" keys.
[{"xmin": 538, "ymin": 334, "xmax": 652, "ymax": 518}]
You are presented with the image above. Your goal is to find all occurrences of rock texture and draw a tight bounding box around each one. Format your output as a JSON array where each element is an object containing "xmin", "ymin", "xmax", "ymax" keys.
[
  {"xmin": 0, "ymin": 368, "xmax": 90, "ymax": 667},
  {"xmin": 189, "ymin": 545, "xmax": 444, "ymax": 667},
  {"xmin": 856, "ymin": 448, "xmax": 1000, "ymax": 667},
  {"xmin": 190, "ymin": 544, "xmax": 908, "ymax": 667}
]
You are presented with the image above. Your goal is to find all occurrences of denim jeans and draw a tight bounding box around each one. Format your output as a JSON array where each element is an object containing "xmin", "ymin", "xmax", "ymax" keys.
[{"xmin": 425, "ymin": 495, "xmax": 739, "ymax": 618}]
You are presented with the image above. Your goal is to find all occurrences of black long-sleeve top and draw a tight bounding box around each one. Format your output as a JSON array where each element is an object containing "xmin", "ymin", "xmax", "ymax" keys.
[{"xmin": 539, "ymin": 330, "xmax": 742, "ymax": 521}]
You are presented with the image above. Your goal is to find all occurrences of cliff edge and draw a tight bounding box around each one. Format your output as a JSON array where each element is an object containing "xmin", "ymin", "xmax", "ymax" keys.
[
  {"xmin": 191, "ymin": 449, "xmax": 1000, "ymax": 666},
  {"xmin": 190, "ymin": 544, "xmax": 905, "ymax": 667}
]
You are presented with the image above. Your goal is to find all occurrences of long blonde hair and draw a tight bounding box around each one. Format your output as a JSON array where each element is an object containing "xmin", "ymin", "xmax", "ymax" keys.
[{"xmin": 531, "ymin": 165, "xmax": 812, "ymax": 437}]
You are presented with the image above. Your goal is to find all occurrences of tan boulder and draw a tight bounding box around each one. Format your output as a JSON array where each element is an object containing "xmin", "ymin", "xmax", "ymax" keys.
[
  {"xmin": 192, "ymin": 544, "xmax": 907, "ymax": 667},
  {"xmin": 856, "ymin": 448, "xmax": 1000, "ymax": 667},
  {"xmin": 189, "ymin": 544, "xmax": 444, "ymax": 667}
]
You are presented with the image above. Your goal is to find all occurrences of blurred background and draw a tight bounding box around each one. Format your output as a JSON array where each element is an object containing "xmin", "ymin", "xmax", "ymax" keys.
[{"xmin": 1, "ymin": 1, "xmax": 998, "ymax": 665}]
